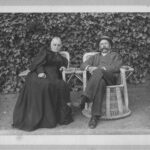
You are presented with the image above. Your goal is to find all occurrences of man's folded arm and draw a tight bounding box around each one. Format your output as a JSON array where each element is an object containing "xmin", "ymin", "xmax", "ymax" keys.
[
  {"xmin": 80, "ymin": 55, "xmax": 94, "ymax": 70},
  {"xmin": 98, "ymin": 53, "xmax": 122, "ymax": 73},
  {"xmin": 109, "ymin": 54, "xmax": 122, "ymax": 73}
]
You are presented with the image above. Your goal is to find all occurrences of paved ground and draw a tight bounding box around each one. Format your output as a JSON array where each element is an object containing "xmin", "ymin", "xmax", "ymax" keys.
[{"xmin": 0, "ymin": 82, "xmax": 150, "ymax": 135}]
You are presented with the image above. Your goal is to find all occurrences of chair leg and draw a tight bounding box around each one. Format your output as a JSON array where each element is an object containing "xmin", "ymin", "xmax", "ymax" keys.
[
  {"xmin": 106, "ymin": 87, "xmax": 111, "ymax": 118},
  {"xmin": 83, "ymin": 71, "xmax": 87, "ymax": 91},
  {"xmin": 124, "ymin": 85, "xmax": 129, "ymax": 112},
  {"xmin": 116, "ymin": 87, "xmax": 123, "ymax": 115},
  {"xmin": 85, "ymin": 103, "xmax": 88, "ymax": 110},
  {"xmin": 62, "ymin": 71, "xmax": 66, "ymax": 82}
]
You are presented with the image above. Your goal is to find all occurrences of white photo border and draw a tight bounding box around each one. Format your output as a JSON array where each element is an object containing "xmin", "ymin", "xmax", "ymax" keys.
[
  {"xmin": 0, "ymin": 6, "xmax": 150, "ymax": 12},
  {"xmin": 0, "ymin": 5, "xmax": 150, "ymax": 148}
]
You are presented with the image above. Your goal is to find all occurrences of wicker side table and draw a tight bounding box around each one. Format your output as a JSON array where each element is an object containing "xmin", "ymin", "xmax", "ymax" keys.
[{"xmin": 62, "ymin": 68, "xmax": 87, "ymax": 91}]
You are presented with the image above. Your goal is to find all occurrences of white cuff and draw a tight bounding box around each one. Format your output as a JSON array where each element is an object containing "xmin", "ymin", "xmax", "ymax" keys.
[
  {"xmin": 102, "ymin": 66, "xmax": 106, "ymax": 70},
  {"xmin": 85, "ymin": 65, "xmax": 90, "ymax": 71}
]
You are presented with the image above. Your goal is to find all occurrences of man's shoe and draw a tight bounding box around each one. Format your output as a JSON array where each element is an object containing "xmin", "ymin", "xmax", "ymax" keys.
[
  {"xmin": 88, "ymin": 116, "xmax": 98, "ymax": 129},
  {"xmin": 80, "ymin": 100, "xmax": 85, "ymax": 110},
  {"xmin": 79, "ymin": 96, "xmax": 89, "ymax": 110}
]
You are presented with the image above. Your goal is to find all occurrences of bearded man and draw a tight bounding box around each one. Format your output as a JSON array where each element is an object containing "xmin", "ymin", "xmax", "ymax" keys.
[{"xmin": 80, "ymin": 36, "xmax": 122, "ymax": 129}]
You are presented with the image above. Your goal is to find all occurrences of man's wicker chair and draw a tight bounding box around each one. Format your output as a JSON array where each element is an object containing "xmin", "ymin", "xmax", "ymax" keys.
[
  {"xmin": 19, "ymin": 51, "xmax": 70, "ymax": 78},
  {"xmin": 82, "ymin": 52, "xmax": 134, "ymax": 119}
]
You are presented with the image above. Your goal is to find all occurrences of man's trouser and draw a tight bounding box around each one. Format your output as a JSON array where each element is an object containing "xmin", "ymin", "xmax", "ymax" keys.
[{"xmin": 83, "ymin": 68, "xmax": 116, "ymax": 116}]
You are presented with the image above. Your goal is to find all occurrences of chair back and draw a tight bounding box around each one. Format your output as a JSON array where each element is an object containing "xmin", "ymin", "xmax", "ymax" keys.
[
  {"xmin": 83, "ymin": 52, "xmax": 99, "ymax": 62},
  {"xmin": 59, "ymin": 51, "xmax": 70, "ymax": 68}
]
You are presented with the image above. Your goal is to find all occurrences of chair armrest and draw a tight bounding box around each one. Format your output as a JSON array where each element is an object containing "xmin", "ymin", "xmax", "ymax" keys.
[
  {"xmin": 19, "ymin": 69, "xmax": 30, "ymax": 77},
  {"xmin": 120, "ymin": 66, "xmax": 134, "ymax": 79},
  {"xmin": 120, "ymin": 66, "xmax": 134, "ymax": 86},
  {"xmin": 120, "ymin": 65, "xmax": 134, "ymax": 72}
]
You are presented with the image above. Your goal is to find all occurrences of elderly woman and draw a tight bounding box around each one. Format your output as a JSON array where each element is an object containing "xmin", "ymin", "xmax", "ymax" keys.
[{"xmin": 13, "ymin": 37, "xmax": 73, "ymax": 131}]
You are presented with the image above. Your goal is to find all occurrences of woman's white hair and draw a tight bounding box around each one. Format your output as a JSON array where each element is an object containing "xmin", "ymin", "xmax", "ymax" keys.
[{"xmin": 51, "ymin": 37, "xmax": 62, "ymax": 45}]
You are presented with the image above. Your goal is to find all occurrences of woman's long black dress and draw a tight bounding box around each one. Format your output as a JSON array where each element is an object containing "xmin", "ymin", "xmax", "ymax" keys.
[{"xmin": 13, "ymin": 50, "xmax": 73, "ymax": 131}]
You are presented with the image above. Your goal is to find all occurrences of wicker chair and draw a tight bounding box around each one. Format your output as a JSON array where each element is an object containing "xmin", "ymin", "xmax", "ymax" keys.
[
  {"xmin": 19, "ymin": 51, "xmax": 70, "ymax": 79},
  {"xmin": 82, "ymin": 52, "xmax": 134, "ymax": 119}
]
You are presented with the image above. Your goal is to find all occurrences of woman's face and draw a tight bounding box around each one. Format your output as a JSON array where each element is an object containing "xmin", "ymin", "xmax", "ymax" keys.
[{"xmin": 51, "ymin": 38, "xmax": 62, "ymax": 52}]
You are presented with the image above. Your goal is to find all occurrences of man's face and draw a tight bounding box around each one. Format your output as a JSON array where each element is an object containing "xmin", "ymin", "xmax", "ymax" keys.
[
  {"xmin": 51, "ymin": 38, "xmax": 62, "ymax": 52},
  {"xmin": 99, "ymin": 39, "xmax": 111, "ymax": 53}
]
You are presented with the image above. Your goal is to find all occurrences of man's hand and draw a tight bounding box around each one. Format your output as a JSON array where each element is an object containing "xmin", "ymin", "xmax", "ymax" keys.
[
  {"xmin": 38, "ymin": 73, "xmax": 46, "ymax": 78},
  {"xmin": 59, "ymin": 66, "xmax": 66, "ymax": 71},
  {"xmin": 101, "ymin": 66, "xmax": 106, "ymax": 71},
  {"xmin": 88, "ymin": 67, "xmax": 98, "ymax": 74}
]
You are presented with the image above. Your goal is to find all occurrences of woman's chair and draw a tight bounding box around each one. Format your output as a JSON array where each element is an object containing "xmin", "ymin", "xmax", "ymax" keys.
[
  {"xmin": 82, "ymin": 52, "xmax": 134, "ymax": 119},
  {"xmin": 19, "ymin": 51, "xmax": 70, "ymax": 79}
]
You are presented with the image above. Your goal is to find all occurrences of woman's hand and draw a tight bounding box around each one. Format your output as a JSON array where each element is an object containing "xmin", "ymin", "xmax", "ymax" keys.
[
  {"xmin": 88, "ymin": 67, "xmax": 98, "ymax": 74},
  {"xmin": 59, "ymin": 66, "xmax": 66, "ymax": 71},
  {"xmin": 38, "ymin": 73, "xmax": 46, "ymax": 78}
]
